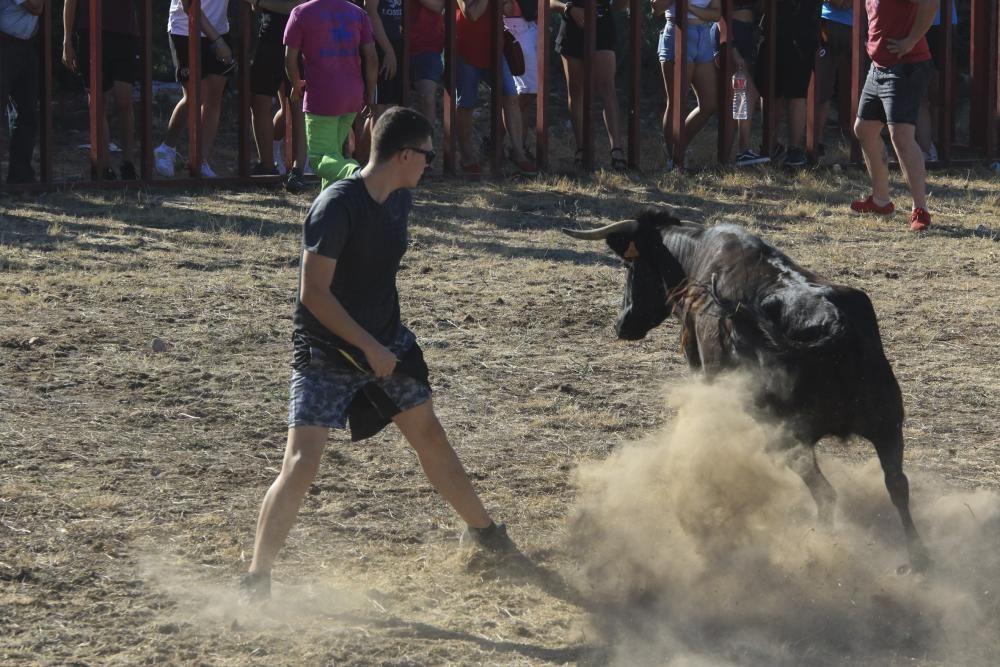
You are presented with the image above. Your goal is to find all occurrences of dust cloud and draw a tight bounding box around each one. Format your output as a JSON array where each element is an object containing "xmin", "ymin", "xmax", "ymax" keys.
[{"xmin": 570, "ymin": 375, "xmax": 1000, "ymax": 666}]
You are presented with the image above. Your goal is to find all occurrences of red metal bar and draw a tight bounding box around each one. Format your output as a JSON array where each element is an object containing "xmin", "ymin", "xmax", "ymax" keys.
[
  {"xmin": 402, "ymin": 0, "xmax": 412, "ymax": 107},
  {"xmin": 849, "ymin": 0, "xmax": 863, "ymax": 163},
  {"xmin": 186, "ymin": 0, "xmax": 203, "ymax": 177},
  {"xmin": 237, "ymin": 0, "xmax": 251, "ymax": 178},
  {"xmin": 670, "ymin": 0, "xmax": 688, "ymax": 167},
  {"xmin": 970, "ymin": 0, "xmax": 988, "ymax": 149},
  {"xmin": 759, "ymin": 0, "xmax": 776, "ymax": 159},
  {"xmin": 442, "ymin": 0, "xmax": 457, "ymax": 174},
  {"xmin": 88, "ymin": 0, "xmax": 106, "ymax": 179},
  {"xmin": 140, "ymin": 0, "xmax": 153, "ymax": 180},
  {"xmin": 990, "ymin": 0, "xmax": 999, "ymax": 159},
  {"xmin": 716, "ymin": 0, "xmax": 733, "ymax": 165},
  {"xmin": 491, "ymin": 0, "xmax": 503, "ymax": 176},
  {"xmin": 806, "ymin": 46, "xmax": 819, "ymax": 162},
  {"xmin": 536, "ymin": 0, "xmax": 549, "ymax": 170},
  {"xmin": 39, "ymin": 0, "xmax": 54, "ymax": 183},
  {"xmin": 581, "ymin": 0, "xmax": 595, "ymax": 170},
  {"xmin": 627, "ymin": 0, "xmax": 641, "ymax": 169},
  {"xmin": 938, "ymin": 0, "xmax": 953, "ymax": 164}
]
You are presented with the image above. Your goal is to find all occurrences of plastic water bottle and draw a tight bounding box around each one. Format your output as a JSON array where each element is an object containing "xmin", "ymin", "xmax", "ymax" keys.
[{"xmin": 732, "ymin": 67, "xmax": 748, "ymax": 121}]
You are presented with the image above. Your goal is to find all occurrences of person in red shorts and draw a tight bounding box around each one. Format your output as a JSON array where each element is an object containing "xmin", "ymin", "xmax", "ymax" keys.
[{"xmin": 851, "ymin": 0, "xmax": 937, "ymax": 232}]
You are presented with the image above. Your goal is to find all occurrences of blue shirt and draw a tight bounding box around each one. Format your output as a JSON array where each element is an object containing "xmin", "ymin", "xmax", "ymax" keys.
[
  {"xmin": 0, "ymin": 0, "xmax": 39, "ymax": 39},
  {"xmin": 821, "ymin": 2, "xmax": 852, "ymax": 26}
]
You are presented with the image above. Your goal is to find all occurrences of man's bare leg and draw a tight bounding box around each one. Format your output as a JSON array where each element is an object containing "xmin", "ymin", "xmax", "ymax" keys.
[
  {"xmin": 855, "ymin": 117, "xmax": 892, "ymax": 204},
  {"xmin": 248, "ymin": 426, "xmax": 328, "ymax": 577},
  {"xmin": 392, "ymin": 400, "xmax": 492, "ymax": 529}
]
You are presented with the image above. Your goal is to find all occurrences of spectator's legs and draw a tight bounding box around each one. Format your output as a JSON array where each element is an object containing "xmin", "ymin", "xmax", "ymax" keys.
[
  {"xmin": 593, "ymin": 50, "xmax": 623, "ymax": 151},
  {"xmin": 248, "ymin": 426, "xmax": 328, "ymax": 577},
  {"xmin": 561, "ymin": 56, "xmax": 584, "ymax": 149},
  {"xmin": 517, "ymin": 93, "xmax": 536, "ymax": 152},
  {"xmin": 855, "ymin": 118, "xmax": 892, "ymax": 204},
  {"xmin": 273, "ymin": 96, "xmax": 287, "ymax": 143},
  {"xmin": 456, "ymin": 107, "xmax": 477, "ymax": 166},
  {"xmin": 786, "ymin": 97, "xmax": 807, "ymax": 150},
  {"xmin": 289, "ymin": 95, "xmax": 307, "ymax": 172},
  {"xmin": 888, "ymin": 122, "xmax": 927, "ymax": 210},
  {"xmin": 685, "ymin": 62, "xmax": 719, "ymax": 144},
  {"xmin": 5, "ymin": 39, "xmax": 39, "ymax": 183},
  {"xmin": 162, "ymin": 91, "xmax": 187, "ymax": 150},
  {"xmin": 306, "ymin": 112, "xmax": 359, "ymax": 189},
  {"xmin": 501, "ymin": 94, "xmax": 529, "ymax": 162},
  {"xmin": 915, "ymin": 68, "xmax": 938, "ymax": 157},
  {"xmin": 737, "ymin": 78, "xmax": 760, "ymax": 154},
  {"xmin": 111, "ymin": 80, "xmax": 135, "ymax": 166},
  {"xmin": 414, "ymin": 79, "xmax": 438, "ymax": 131},
  {"xmin": 660, "ymin": 60, "xmax": 681, "ymax": 153},
  {"xmin": 251, "ymin": 94, "xmax": 276, "ymax": 167},
  {"xmin": 199, "ymin": 74, "xmax": 226, "ymax": 166}
]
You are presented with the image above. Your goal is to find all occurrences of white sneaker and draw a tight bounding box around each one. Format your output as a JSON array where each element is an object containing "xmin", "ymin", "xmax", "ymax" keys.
[
  {"xmin": 303, "ymin": 158, "xmax": 314, "ymax": 176},
  {"xmin": 199, "ymin": 162, "xmax": 218, "ymax": 178},
  {"xmin": 272, "ymin": 140, "xmax": 287, "ymax": 176},
  {"xmin": 154, "ymin": 144, "xmax": 176, "ymax": 177},
  {"xmin": 923, "ymin": 142, "xmax": 939, "ymax": 164}
]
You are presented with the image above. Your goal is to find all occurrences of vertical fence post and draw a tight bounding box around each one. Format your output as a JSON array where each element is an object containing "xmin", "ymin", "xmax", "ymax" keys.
[
  {"xmin": 140, "ymin": 0, "xmax": 153, "ymax": 181},
  {"xmin": 627, "ymin": 0, "xmax": 641, "ymax": 170},
  {"xmin": 806, "ymin": 26, "xmax": 819, "ymax": 163},
  {"xmin": 186, "ymin": 0, "xmax": 203, "ymax": 177},
  {"xmin": 39, "ymin": 0, "xmax": 54, "ymax": 184},
  {"xmin": 848, "ymin": 0, "xmax": 863, "ymax": 163},
  {"xmin": 443, "ymin": 0, "xmax": 457, "ymax": 174},
  {"xmin": 402, "ymin": 0, "xmax": 411, "ymax": 107},
  {"xmin": 970, "ymin": 0, "xmax": 987, "ymax": 151},
  {"xmin": 88, "ymin": 0, "xmax": 106, "ymax": 180},
  {"xmin": 581, "ymin": 0, "xmax": 595, "ymax": 170},
  {"xmin": 237, "ymin": 0, "xmax": 251, "ymax": 178},
  {"xmin": 536, "ymin": 0, "xmax": 549, "ymax": 171},
  {"xmin": 717, "ymin": 0, "xmax": 733, "ymax": 165},
  {"xmin": 991, "ymin": 0, "xmax": 1000, "ymax": 159},
  {"xmin": 938, "ymin": 0, "xmax": 953, "ymax": 165},
  {"xmin": 759, "ymin": 0, "xmax": 776, "ymax": 159},
  {"xmin": 670, "ymin": 0, "xmax": 688, "ymax": 168},
  {"xmin": 491, "ymin": 0, "xmax": 504, "ymax": 176}
]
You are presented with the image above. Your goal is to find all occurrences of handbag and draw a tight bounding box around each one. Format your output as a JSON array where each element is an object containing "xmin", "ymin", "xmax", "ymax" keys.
[{"xmin": 503, "ymin": 28, "xmax": 526, "ymax": 77}]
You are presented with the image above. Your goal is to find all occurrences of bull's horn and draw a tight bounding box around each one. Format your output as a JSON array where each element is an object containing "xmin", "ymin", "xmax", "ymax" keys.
[{"xmin": 561, "ymin": 220, "xmax": 638, "ymax": 240}]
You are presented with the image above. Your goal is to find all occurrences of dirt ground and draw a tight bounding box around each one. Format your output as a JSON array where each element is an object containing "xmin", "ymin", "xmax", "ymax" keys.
[{"xmin": 2, "ymin": 164, "xmax": 999, "ymax": 666}]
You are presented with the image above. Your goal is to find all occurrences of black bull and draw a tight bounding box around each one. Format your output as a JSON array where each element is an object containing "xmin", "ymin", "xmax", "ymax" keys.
[{"xmin": 564, "ymin": 209, "xmax": 930, "ymax": 571}]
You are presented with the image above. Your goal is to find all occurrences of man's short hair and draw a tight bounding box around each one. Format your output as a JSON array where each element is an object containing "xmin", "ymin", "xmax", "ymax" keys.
[{"xmin": 370, "ymin": 107, "xmax": 434, "ymax": 163}]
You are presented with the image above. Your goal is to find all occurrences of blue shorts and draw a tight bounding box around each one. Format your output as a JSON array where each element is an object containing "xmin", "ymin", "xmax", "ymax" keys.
[
  {"xmin": 287, "ymin": 335, "xmax": 431, "ymax": 430},
  {"xmin": 410, "ymin": 51, "xmax": 443, "ymax": 84},
  {"xmin": 658, "ymin": 21, "xmax": 716, "ymax": 65},
  {"xmin": 455, "ymin": 55, "xmax": 517, "ymax": 109}
]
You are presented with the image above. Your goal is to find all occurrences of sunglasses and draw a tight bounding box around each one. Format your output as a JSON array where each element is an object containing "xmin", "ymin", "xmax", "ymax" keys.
[{"xmin": 403, "ymin": 147, "xmax": 435, "ymax": 165}]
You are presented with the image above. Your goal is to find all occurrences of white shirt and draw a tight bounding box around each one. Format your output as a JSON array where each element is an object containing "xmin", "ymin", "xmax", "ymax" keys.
[{"xmin": 168, "ymin": 0, "xmax": 229, "ymax": 37}]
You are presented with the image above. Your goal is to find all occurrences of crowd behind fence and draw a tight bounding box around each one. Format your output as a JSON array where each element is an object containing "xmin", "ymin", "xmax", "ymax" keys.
[{"xmin": 1, "ymin": 0, "xmax": 998, "ymax": 193}]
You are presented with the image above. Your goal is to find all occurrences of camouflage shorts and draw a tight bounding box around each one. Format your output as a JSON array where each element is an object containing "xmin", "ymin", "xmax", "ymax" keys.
[{"xmin": 287, "ymin": 345, "xmax": 432, "ymax": 430}]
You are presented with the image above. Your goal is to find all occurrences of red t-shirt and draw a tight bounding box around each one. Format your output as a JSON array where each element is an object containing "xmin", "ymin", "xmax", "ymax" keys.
[
  {"xmin": 456, "ymin": 1, "xmax": 497, "ymax": 69},
  {"xmin": 408, "ymin": 5, "xmax": 444, "ymax": 55},
  {"xmin": 865, "ymin": 0, "xmax": 931, "ymax": 67}
]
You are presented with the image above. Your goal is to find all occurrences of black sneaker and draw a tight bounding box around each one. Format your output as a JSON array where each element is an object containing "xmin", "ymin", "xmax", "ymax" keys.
[
  {"xmin": 251, "ymin": 161, "xmax": 279, "ymax": 177},
  {"xmin": 460, "ymin": 522, "xmax": 517, "ymax": 555},
  {"xmin": 785, "ymin": 146, "xmax": 807, "ymax": 168},
  {"xmin": 285, "ymin": 168, "xmax": 305, "ymax": 194},
  {"xmin": 91, "ymin": 165, "xmax": 117, "ymax": 181},
  {"xmin": 119, "ymin": 161, "xmax": 137, "ymax": 180},
  {"xmin": 238, "ymin": 571, "xmax": 271, "ymax": 604}
]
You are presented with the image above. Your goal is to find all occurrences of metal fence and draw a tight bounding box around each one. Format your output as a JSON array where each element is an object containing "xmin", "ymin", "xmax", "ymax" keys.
[{"xmin": 3, "ymin": 0, "xmax": 998, "ymax": 192}]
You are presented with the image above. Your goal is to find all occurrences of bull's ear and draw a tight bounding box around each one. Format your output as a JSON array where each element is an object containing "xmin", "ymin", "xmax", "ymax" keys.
[{"xmin": 623, "ymin": 241, "xmax": 640, "ymax": 259}]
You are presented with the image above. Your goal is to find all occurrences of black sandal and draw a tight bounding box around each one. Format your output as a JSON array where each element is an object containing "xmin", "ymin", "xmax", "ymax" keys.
[{"xmin": 610, "ymin": 147, "xmax": 628, "ymax": 171}]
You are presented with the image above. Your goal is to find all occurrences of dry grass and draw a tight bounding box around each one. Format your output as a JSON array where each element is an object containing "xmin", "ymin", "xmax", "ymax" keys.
[{"xmin": 1, "ymin": 161, "xmax": 999, "ymax": 665}]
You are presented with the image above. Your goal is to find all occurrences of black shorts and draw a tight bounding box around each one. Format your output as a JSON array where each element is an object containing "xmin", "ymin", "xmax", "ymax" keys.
[
  {"xmin": 555, "ymin": 13, "xmax": 617, "ymax": 59},
  {"xmin": 857, "ymin": 60, "xmax": 932, "ymax": 126},
  {"xmin": 169, "ymin": 33, "xmax": 234, "ymax": 82},
  {"xmin": 760, "ymin": 33, "xmax": 818, "ymax": 99},
  {"xmin": 730, "ymin": 18, "xmax": 759, "ymax": 67},
  {"xmin": 816, "ymin": 19, "xmax": 862, "ymax": 103},
  {"xmin": 74, "ymin": 30, "xmax": 139, "ymax": 91},
  {"xmin": 250, "ymin": 36, "xmax": 288, "ymax": 96},
  {"xmin": 375, "ymin": 39, "xmax": 404, "ymax": 106}
]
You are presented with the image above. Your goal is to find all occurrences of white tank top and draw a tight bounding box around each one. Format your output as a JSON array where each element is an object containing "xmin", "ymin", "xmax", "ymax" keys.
[
  {"xmin": 664, "ymin": 0, "xmax": 713, "ymax": 21},
  {"xmin": 168, "ymin": 0, "xmax": 230, "ymax": 38}
]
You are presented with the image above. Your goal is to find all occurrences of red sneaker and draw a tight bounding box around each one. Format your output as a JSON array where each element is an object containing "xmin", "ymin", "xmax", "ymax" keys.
[
  {"xmin": 910, "ymin": 207, "xmax": 931, "ymax": 231},
  {"xmin": 850, "ymin": 195, "xmax": 895, "ymax": 215}
]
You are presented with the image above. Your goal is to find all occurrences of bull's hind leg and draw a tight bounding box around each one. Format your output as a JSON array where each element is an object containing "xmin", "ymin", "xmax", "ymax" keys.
[
  {"xmin": 873, "ymin": 432, "xmax": 932, "ymax": 571},
  {"xmin": 786, "ymin": 444, "xmax": 837, "ymax": 525}
]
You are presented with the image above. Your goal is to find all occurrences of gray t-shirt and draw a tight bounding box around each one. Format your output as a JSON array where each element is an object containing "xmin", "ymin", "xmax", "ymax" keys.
[{"xmin": 293, "ymin": 172, "xmax": 413, "ymax": 365}]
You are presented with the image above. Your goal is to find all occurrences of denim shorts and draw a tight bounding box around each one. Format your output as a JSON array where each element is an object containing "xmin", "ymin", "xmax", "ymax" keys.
[
  {"xmin": 410, "ymin": 51, "xmax": 443, "ymax": 84},
  {"xmin": 857, "ymin": 60, "xmax": 932, "ymax": 126},
  {"xmin": 287, "ymin": 343, "xmax": 431, "ymax": 430},
  {"xmin": 455, "ymin": 55, "xmax": 517, "ymax": 109},
  {"xmin": 659, "ymin": 21, "xmax": 716, "ymax": 64}
]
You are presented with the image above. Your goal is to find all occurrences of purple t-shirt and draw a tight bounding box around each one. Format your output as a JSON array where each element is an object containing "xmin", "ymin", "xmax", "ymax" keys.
[{"xmin": 284, "ymin": 0, "xmax": 374, "ymax": 117}]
